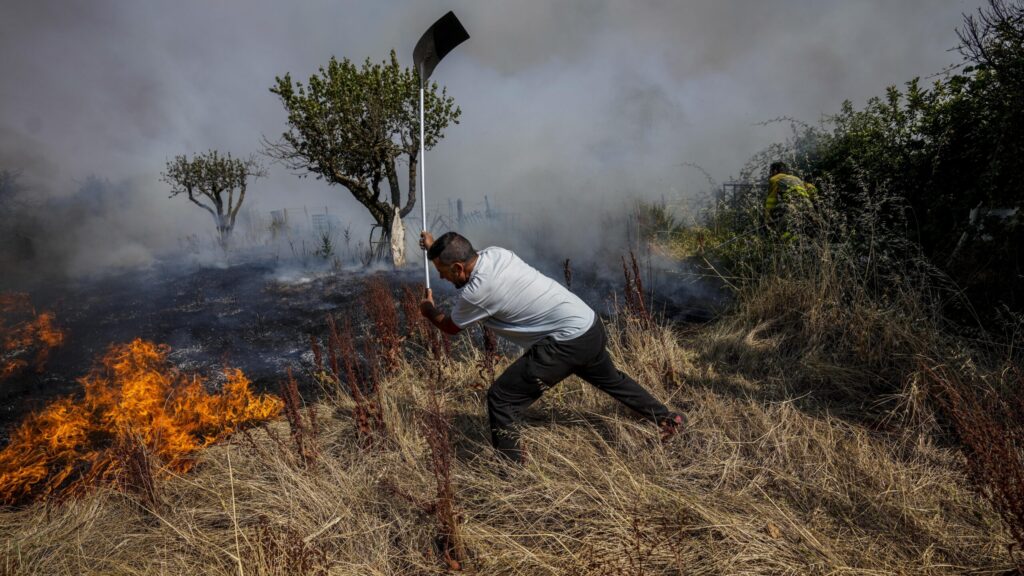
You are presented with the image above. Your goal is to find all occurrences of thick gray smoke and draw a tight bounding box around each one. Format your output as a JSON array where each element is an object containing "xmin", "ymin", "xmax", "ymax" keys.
[{"xmin": 0, "ymin": 0, "xmax": 983, "ymax": 286}]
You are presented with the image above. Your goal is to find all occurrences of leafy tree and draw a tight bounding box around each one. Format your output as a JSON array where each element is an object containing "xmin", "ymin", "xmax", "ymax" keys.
[
  {"xmin": 266, "ymin": 50, "xmax": 460, "ymax": 264},
  {"xmin": 161, "ymin": 151, "xmax": 266, "ymax": 247}
]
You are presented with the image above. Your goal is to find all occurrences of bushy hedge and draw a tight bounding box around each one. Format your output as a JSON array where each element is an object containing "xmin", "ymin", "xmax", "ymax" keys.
[{"xmin": 720, "ymin": 0, "xmax": 1023, "ymax": 325}]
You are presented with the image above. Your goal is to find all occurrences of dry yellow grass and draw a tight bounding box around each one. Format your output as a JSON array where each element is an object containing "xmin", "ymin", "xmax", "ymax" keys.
[{"xmin": 0, "ymin": 300, "xmax": 1012, "ymax": 575}]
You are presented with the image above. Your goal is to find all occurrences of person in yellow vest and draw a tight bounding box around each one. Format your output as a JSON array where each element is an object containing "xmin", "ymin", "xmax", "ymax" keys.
[{"xmin": 764, "ymin": 162, "xmax": 818, "ymax": 240}]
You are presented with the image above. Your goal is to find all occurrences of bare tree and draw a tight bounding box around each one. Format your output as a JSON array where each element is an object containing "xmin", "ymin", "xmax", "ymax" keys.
[{"xmin": 958, "ymin": 0, "xmax": 1024, "ymax": 89}]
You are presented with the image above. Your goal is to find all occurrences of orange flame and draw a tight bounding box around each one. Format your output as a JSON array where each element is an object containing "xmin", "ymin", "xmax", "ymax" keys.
[
  {"xmin": 1, "ymin": 292, "xmax": 65, "ymax": 380},
  {"xmin": 0, "ymin": 339, "xmax": 282, "ymax": 504}
]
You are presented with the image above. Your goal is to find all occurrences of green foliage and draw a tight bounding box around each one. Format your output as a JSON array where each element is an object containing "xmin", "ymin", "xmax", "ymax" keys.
[
  {"xmin": 634, "ymin": 199, "xmax": 680, "ymax": 242},
  {"xmin": 267, "ymin": 50, "xmax": 460, "ymax": 231},
  {"xmin": 161, "ymin": 150, "xmax": 266, "ymax": 245},
  {"xmin": 707, "ymin": 0, "xmax": 1024, "ymax": 321},
  {"xmin": 812, "ymin": 0, "xmax": 1024, "ymax": 314},
  {"xmin": 315, "ymin": 230, "xmax": 334, "ymax": 259}
]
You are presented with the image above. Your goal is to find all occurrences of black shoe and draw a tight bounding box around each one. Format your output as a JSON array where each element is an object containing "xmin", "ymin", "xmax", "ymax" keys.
[{"xmin": 659, "ymin": 413, "xmax": 686, "ymax": 443}]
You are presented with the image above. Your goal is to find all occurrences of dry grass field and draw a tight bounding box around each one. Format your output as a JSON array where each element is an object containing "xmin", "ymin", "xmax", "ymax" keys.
[{"xmin": 0, "ymin": 259, "xmax": 1015, "ymax": 575}]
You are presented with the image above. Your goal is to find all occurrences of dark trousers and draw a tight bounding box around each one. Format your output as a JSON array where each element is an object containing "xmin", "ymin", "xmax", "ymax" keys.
[{"xmin": 486, "ymin": 319, "xmax": 670, "ymax": 461}]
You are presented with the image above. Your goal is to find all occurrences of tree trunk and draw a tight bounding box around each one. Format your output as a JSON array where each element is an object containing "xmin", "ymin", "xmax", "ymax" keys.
[
  {"xmin": 389, "ymin": 206, "xmax": 406, "ymax": 267},
  {"xmin": 214, "ymin": 212, "xmax": 231, "ymax": 248}
]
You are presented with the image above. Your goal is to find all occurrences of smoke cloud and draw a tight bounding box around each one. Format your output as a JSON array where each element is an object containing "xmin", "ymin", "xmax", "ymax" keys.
[{"xmin": 0, "ymin": 0, "xmax": 984, "ymax": 285}]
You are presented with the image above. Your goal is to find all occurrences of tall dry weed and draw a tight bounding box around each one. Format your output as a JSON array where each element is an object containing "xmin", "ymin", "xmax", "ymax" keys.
[
  {"xmin": 323, "ymin": 315, "xmax": 385, "ymax": 447},
  {"xmin": 280, "ymin": 368, "xmax": 319, "ymax": 467},
  {"xmin": 400, "ymin": 283, "xmax": 453, "ymax": 370},
  {"xmin": 400, "ymin": 284, "xmax": 428, "ymax": 345},
  {"xmin": 475, "ymin": 327, "xmax": 499, "ymax": 390},
  {"xmin": 363, "ymin": 275, "xmax": 402, "ymax": 371},
  {"xmin": 421, "ymin": 379, "xmax": 467, "ymax": 571},
  {"xmin": 621, "ymin": 251, "xmax": 650, "ymax": 328},
  {"xmin": 925, "ymin": 362, "xmax": 1024, "ymax": 569}
]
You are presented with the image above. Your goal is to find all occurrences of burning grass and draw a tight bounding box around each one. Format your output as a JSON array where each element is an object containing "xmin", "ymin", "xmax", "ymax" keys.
[
  {"xmin": 0, "ymin": 338, "xmax": 281, "ymax": 505},
  {"xmin": 0, "ymin": 292, "xmax": 64, "ymax": 381}
]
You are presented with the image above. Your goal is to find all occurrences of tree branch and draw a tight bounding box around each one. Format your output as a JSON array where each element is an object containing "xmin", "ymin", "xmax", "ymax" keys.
[
  {"xmin": 400, "ymin": 147, "xmax": 418, "ymax": 219},
  {"xmin": 386, "ymin": 154, "xmax": 401, "ymax": 209},
  {"xmin": 186, "ymin": 190, "xmax": 218, "ymax": 220},
  {"xmin": 229, "ymin": 182, "xmax": 246, "ymax": 230}
]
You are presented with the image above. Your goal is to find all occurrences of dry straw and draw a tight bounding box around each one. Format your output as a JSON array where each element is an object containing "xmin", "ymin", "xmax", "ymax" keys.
[{"xmin": 0, "ymin": 212, "xmax": 1018, "ymax": 572}]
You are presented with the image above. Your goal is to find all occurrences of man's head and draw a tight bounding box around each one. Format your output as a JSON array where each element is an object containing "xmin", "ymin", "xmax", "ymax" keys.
[
  {"xmin": 769, "ymin": 161, "xmax": 789, "ymax": 176},
  {"xmin": 427, "ymin": 232, "xmax": 477, "ymax": 288}
]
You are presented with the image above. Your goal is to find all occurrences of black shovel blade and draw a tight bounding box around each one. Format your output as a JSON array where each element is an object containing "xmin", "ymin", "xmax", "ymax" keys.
[{"xmin": 413, "ymin": 11, "xmax": 469, "ymax": 84}]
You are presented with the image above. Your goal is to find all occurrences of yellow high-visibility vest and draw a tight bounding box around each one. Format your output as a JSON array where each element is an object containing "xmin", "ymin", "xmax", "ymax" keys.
[{"xmin": 765, "ymin": 173, "xmax": 815, "ymax": 221}]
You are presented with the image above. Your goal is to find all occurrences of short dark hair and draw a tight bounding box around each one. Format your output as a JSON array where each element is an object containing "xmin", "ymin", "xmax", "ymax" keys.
[
  {"xmin": 427, "ymin": 231, "xmax": 476, "ymax": 265},
  {"xmin": 770, "ymin": 161, "xmax": 789, "ymax": 175}
]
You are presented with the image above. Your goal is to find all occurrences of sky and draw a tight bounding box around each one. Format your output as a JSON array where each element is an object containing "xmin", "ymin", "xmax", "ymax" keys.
[{"xmin": 0, "ymin": 0, "xmax": 987, "ymax": 277}]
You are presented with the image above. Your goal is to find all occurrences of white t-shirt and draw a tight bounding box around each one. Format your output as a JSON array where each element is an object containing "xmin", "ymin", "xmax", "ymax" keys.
[{"xmin": 451, "ymin": 247, "xmax": 596, "ymax": 349}]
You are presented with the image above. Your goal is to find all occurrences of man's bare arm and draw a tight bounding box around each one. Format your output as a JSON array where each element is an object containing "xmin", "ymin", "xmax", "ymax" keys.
[{"xmin": 420, "ymin": 289, "xmax": 462, "ymax": 335}]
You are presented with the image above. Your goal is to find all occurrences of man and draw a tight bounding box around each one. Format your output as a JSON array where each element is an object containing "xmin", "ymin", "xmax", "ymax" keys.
[
  {"xmin": 418, "ymin": 230, "xmax": 685, "ymax": 462},
  {"xmin": 764, "ymin": 161, "xmax": 818, "ymax": 240}
]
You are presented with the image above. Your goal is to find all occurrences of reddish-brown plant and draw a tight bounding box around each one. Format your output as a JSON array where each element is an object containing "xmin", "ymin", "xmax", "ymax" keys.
[
  {"xmin": 280, "ymin": 368, "xmax": 318, "ymax": 467},
  {"xmin": 475, "ymin": 327, "xmax": 499, "ymax": 390},
  {"xmin": 399, "ymin": 283, "xmax": 453, "ymax": 366},
  {"xmin": 621, "ymin": 251, "xmax": 651, "ymax": 327},
  {"xmin": 400, "ymin": 284, "xmax": 428, "ymax": 345},
  {"xmin": 925, "ymin": 362, "xmax": 1024, "ymax": 569},
  {"xmin": 421, "ymin": 380, "xmax": 466, "ymax": 570},
  {"xmin": 323, "ymin": 316, "xmax": 385, "ymax": 447},
  {"xmin": 363, "ymin": 276, "xmax": 402, "ymax": 371}
]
